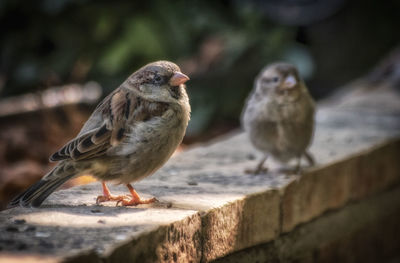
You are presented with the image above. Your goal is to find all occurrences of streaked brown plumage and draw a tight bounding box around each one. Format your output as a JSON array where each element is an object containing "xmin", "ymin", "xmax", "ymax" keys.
[{"xmin": 9, "ymin": 61, "xmax": 190, "ymax": 207}]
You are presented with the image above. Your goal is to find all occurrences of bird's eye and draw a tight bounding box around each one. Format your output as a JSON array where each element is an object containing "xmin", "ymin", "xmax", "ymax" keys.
[
  {"xmin": 154, "ymin": 76, "xmax": 162, "ymax": 83},
  {"xmin": 153, "ymin": 75, "xmax": 167, "ymax": 85},
  {"xmin": 272, "ymin": 77, "xmax": 279, "ymax": 82}
]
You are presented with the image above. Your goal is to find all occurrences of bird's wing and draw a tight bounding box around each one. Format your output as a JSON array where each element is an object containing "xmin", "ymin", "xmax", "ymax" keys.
[{"xmin": 50, "ymin": 88, "xmax": 169, "ymax": 162}]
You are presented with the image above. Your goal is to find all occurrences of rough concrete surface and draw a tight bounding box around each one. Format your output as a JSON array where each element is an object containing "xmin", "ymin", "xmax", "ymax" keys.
[
  {"xmin": 1, "ymin": 86, "xmax": 400, "ymax": 262},
  {"xmin": 215, "ymin": 185, "xmax": 400, "ymax": 263}
]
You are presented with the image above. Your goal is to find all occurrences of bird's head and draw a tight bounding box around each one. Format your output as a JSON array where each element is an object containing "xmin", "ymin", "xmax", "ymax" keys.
[
  {"xmin": 256, "ymin": 62, "xmax": 303, "ymax": 104},
  {"xmin": 129, "ymin": 61, "xmax": 190, "ymax": 103}
]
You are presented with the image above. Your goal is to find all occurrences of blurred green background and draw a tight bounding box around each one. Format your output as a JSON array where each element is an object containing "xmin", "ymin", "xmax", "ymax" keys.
[{"xmin": 0, "ymin": 0, "xmax": 399, "ymax": 138}]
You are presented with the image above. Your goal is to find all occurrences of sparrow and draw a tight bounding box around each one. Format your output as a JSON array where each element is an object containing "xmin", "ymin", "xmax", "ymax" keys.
[
  {"xmin": 9, "ymin": 61, "xmax": 191, "ymax": 207},
  {"xmin": 241, "ymin": 62, "xmax": 315, "ymax": 174}
]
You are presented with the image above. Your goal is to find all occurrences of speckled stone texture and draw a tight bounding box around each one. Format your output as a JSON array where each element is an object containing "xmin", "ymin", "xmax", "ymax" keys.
[{"xmin": 1, "ymin": 83, "xmax": 400, "ymax": 262}]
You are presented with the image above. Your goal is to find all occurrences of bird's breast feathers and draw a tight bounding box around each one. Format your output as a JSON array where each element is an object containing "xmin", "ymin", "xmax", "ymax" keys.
[{"xmin": 111, "ymin": 105, "xmax": 188, "ymax": 157}]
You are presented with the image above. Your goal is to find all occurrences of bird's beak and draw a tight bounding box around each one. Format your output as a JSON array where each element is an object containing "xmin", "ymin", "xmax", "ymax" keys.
[
  {"xmin": 283, "ymin": 75, "xmax": 297, "ymax": 89},
  {"xmin": 169, "ymin": 72, "xmax": 190, "ymax": 86}
]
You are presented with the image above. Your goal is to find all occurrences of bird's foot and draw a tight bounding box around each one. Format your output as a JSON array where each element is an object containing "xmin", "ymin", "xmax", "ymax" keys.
[
  {"xmin": 244, "ymin": 166, "xmax": 268, "ymax": 175},
  {"xmin": 115, "ymin": 183, "xmax": 158, "ymax": 206},
  {"xmin": 245, "ymin": 156, "xmax": 268, "ymax": 175},
  {"xmin": 96, "ymin": 182, "xmax": 158, "ymax": 206},
  {"xmin": 96, "ymin": 182, "xmax": 127, "ymax": 205},
  {"xmin": 116, "ymin": 196, "xmax": 158, "ymax": 206},
  {"xmin": 96, "ymin": 194, "xmax": 126, "ymax": 205}
]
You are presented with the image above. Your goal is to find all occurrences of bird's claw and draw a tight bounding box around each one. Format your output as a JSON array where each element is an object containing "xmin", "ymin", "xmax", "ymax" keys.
[
  {"xmin": 116, "ymin": 197, "xmax": 158, "ymax": 207},
  {"xmin": 96, "ymin": 194, "xmax": 126, "ymax": 205}
]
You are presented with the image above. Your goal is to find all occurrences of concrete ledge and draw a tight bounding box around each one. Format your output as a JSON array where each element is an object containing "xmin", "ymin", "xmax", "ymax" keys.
[
  {"xmin": 1, "ymin": 88, "xmax": 400, "ymax": 262},
  {"xmin": 215, "ymin": 184, "xmax": 400, "ymax": 263},
  {"xmin": 282, "ymin": 138, "xmax": 400, "ymax": 233},
  {"xmin": 202, "ymin": 190, "xmax": 280, "ymax": 261}
]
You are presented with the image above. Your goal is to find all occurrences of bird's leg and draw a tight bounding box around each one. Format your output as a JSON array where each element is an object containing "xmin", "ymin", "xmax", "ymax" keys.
[
  {"xmin": 96, "ymin": 182, "xmax": 126, "ymax": 204},
  {"xmin": 294, "ymin": 152, "xmax": 315, "ymax": 175},
  {"xmin": 116, "ymin": 184, "xmax": 157, "ymax": 206},
  {"xmin": 295, "ymin": 156, "xmax": 302, "ymax": 174},
  {"xmin": 245, "ymin": 155, "xmax": 268, "ymax": 175},
  {"xmin": 304, "ymin": 151, "xmax": 315, "ymax": 166}
]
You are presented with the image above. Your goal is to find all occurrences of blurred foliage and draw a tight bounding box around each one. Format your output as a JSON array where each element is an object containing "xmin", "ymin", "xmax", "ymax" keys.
[
  {"xmin": 0, "ymin": 0, "xmax": 296, "ymax": 136},
  {"xmin": 0, "ymin": 0, "xmax": 399, "ymax": 137},
  {"xmin": 0, "ymin": 0, "xmax": 289, "ymax": 94}
]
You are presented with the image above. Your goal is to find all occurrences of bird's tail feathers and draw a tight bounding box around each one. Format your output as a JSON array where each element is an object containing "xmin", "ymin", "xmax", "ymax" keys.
[{"xmin": 8, "ymin": 163, "xmax": 76, "ymax": 208}]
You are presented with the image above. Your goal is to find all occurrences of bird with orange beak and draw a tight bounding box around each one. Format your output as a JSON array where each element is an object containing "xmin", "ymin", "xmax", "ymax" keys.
[{"xmin": 10, "ymin": 61, "xmax": 191, "ymax": 207}]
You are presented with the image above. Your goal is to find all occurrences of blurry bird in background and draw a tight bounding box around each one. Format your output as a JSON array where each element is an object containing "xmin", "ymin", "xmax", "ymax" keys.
[
  {"xmin": 242, "ymin": 62, "xmax": 315, "ymax": 174},
  {"xmin": 9, "ymin": 61, "xmax": 190, "ymax": 208}
]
